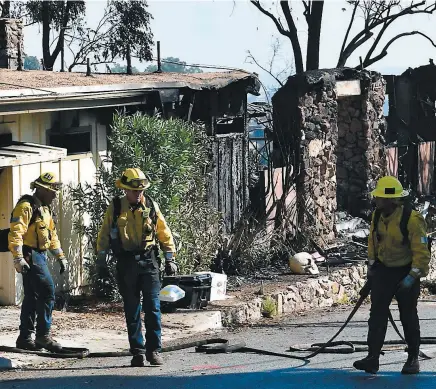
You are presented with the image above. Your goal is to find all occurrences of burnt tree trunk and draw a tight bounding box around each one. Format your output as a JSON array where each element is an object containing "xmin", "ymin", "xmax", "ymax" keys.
[
  {"xmin": 280, "ymin": 1, "xmax": 304, "ymax": 74},
  {"xmin": 306, "ymin": 1, "xmax": 324, "ymax": 71},
  {"xmin": 126, "ymin": 45, "xmax": 132, "ymax": 74},
  {"xmin": 41, "ymin": 1, "xmax": 54, "ymax": 70},
  {"xmin": 41, "ymin": 1, "xmax": 72, "ymax": 71},
  {"xmin": 1, "ymin": 1, "xmax": 10, "ymax": 18}
]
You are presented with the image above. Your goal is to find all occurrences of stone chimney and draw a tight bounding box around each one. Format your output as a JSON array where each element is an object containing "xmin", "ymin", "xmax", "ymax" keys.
[{"xmin": 0, "ymin": 18, "xmax": 24, "ymax": 70}]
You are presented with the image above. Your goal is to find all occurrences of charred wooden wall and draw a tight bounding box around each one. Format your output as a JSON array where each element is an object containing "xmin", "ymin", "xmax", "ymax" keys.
[
  {"xmin": 385, "ymin": 62, "xmax": 436, "ymax": 194},
  {"xmin": 207, "ymin": 133, "xmax": 248, "ymax": 233}
]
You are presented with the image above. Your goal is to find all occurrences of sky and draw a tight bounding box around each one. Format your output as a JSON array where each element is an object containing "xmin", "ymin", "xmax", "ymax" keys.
[{"xmin": 20, "ymin": 0, "xmax": 436, "ymax": 94}]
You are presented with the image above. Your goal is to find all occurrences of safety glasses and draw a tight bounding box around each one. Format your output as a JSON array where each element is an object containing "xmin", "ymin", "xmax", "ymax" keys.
[{"xmin": 121, "ymin": 176, "xmax": 147, "ymax": 189}]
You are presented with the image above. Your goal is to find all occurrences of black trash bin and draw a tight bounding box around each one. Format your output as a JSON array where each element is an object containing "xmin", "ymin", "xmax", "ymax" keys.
[{"xmin": 160, "ymin": 273, "xmax": 212, "ymax": 312}]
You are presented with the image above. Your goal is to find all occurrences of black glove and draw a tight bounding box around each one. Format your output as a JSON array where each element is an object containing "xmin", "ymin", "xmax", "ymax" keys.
[
  {"xmin": 367, "ymin": 260, "xmax": 377, "ymax": 280},
  {"xmin": 165, "ymin": 261, "xmax": 178, "ymax": 276},
  {"xmin": 96, "ymin": 251, "xmax": 109, "ymax": 277},
  {"xmin": 58, "ymin": 257, "xmax": 68, "ymax": 275}
]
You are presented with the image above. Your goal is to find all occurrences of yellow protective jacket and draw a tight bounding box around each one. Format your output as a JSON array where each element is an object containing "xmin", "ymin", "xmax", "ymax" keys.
[
  {"xmin": 8, "ymin": 195, "xmax": 64, "ymax": 260},
  {"xmin": 368, "ymin": 205, "xmax": 430, "ymax": 278},
  {"xmin": 97, "ymin": 196, "xmax": 175, "ymax": 255}
]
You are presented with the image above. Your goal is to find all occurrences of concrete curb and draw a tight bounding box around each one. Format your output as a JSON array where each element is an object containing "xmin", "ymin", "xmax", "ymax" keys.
[
  {"xmin": 163, "ymin": 310, "xmax": 222, "ymax": 333},
  {"xmin": 0, "ymin": 357, "xmax": 16, "ymax": 370},
  {"xmin": 212, "ymin": 265, "xmax": 368, "ymax": 325}
]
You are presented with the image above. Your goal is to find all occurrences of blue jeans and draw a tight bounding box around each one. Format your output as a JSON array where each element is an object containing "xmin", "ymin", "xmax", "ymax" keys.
[
  {"xmin": 20, "ymin": 250, "xmax": 55, "ymax": 338},
  {"xmin": 116, "ymin": 256, "xmax": 162, "ymax": 355}
]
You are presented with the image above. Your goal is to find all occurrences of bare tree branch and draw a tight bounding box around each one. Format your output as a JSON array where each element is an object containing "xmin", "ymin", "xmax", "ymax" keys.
[
  {"xmin": 250, "ymin": 1, "xmax": 291, "ymax": 39},
  {"xmin": 305, "ymin": 0, "xmax": 324, "ymax": 70},
  {"xmin": 302, "ymin": 0, "xmax": 310, "ymax": 18},
  {"xmin": 247, "ymin": 50, "xmax": 285, "ymax": 87},
  {"xmin": 251, "ymin": 0, "xmax": 436, "ymax": 74},
  {"xmin": 24, "ymin": 21, "xmax": 38, "ymax": 27},
  {"xmin": 339, "ymin": 0, "xmax": 359, "ymax": 62},
  {"xmin": 363, "ymin": 6, "xmax": 393, "ymax": 66},
  {"xmin": 0, "ymin": 0, "xmax": 10, "ymax": 17},
  {"xmin": 66, "ymin": 7, "xmax": 118, "ymax": 71},
  {"xmin": 362, "ymin": 31, "xmax": 436, "ymax": 68},
  {"xmin": 280, "ymin": 1, "xmax": 304, "ymax": 73},
  {"xmin": 229, "ymin": 0, "xmax": 236, "ymax": 16},
  {"xmin": 250, "ymin": 1, "xmax": 304, "ymax": 73},
  {"xmin": 49, "ymin": 1, "xmax": 73, "ymax": 64},
  {"xmin": 338, "ymin": 0, "xmax": 436, "ymax": 67}
]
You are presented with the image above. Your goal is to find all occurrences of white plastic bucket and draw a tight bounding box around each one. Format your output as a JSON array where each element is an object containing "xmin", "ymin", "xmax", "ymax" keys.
[{"xmin": 159, "ymin": 284, "xmax": 185, "ymax": 302}]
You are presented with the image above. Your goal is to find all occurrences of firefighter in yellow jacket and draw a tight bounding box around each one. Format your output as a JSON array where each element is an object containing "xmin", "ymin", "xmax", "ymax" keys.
[
  {"xmin": 97, "ymin": 168, "xmax": 176, "ymax": 367},
  {"xmin": 8, "ymin": 172, "xmax": 68, "ymax": 352},
  {"xmin": 353, "ymin": 176, "xmax": 430, "ymax": 375}
]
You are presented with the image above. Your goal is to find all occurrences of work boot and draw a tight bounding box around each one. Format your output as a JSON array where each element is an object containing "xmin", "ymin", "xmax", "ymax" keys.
[
  {"xmin": 353, "ymin": 355, "xmax": 380, "ymax": 374},
  {"xmin": 35, "ymin": 335, "xmax": 63, "ymax": 353},
  {"xmin": 146, "ymin": 351, "xmax": 164, "ymax": 365},
  {"xmin": 401, "ymin": 355, "xmax": 420, "ymax": 375},
  {"xmin": 16, "ymin": 336, "xmax": 42, "ymax": 351},
  {"xmin": 131, "ymin": 354, "xmax": 145, "ymax": 367}
]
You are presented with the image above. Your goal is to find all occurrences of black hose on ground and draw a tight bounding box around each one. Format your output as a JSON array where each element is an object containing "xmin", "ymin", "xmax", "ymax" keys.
[
  {"xmin": 0, "ymin": 284, "xmax": 371, "ymax": 361},
  {"xmin": 1, "ymin": 281, "xmax": 436, "ymax": 361},
  {"xmin": 288, "ymin": 281, "xmax": 436, "ymax": 360},
  {"xmin": 196, "ymin": 283, "xmax": 375, "ymax": 362}
]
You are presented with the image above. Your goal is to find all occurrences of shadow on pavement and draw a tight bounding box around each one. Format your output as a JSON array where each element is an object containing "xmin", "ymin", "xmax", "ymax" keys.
[
  {"xmin": 250, "ymin": 316, "xmax": 436, "ymax": 329},
  {"xmin": 16, "ymin": 356, "xmax": 309, "ymax": 372},
  {"xmin": 1, "ymin": 366, "xmax": 435, "ymax": 389}
]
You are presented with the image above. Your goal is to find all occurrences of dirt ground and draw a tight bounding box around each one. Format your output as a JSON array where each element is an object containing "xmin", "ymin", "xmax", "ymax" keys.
[
  {"xmin": 223, "ymin": 261, "xmax": 358, "ymax": 301},
  {"xmin": 0, "ymin": 260, "xmax": 366, "ymax": 337}
]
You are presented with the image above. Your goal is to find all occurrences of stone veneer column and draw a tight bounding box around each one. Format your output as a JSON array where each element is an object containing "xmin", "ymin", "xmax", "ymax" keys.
[
  {"xmin": 297, "ymin": 80, "xmax": 339, "ymax": 245},
  {"xmin": 336, "ymin": 74, "xmax": 386, "ymax": 217},
  {"xmin": 0, "ymin": 18, "xmax": 24, "ymax": 70}
]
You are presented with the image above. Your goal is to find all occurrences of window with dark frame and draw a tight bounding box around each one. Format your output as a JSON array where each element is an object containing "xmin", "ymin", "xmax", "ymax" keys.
[
  {"xmin": 0, "ymin": 132, "xmax": 13, "ymax": 146},
  {"xmin": 47, "ymin": 126, "xmax": 92, "ymax": 155}
]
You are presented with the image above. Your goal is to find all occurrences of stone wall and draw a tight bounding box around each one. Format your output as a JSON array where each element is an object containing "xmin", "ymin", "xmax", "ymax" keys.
[
  {"xmin": 218, "ymin": 265, "xmax": 368, "ymax": 325},
  {"xmin": 218, "ymin": 261, "xmax": 436, "ymax": 325},
  {"xmin": 424, "ymin": 241, "xmax": 436, "ymax": 282},
  {"xmin": 0, "ymin": 18, "xmax": 24, "ymax": 70},
  {"xmin": 336, "ymin": 77, "xmax": 386, "ymax": 217}
]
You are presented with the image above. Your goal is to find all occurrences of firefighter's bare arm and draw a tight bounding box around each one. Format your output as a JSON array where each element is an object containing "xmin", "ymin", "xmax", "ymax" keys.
[
  {"xmin": 153, "ymin": 201, "xmax": 176, "ymax": 254},
  {"xmin": 408, "ymin": 212, "xmax": 431, "ymax": 278},
  {"xmin": 97, "ymin": 202, "xmax": 114, "ymax": 254}
]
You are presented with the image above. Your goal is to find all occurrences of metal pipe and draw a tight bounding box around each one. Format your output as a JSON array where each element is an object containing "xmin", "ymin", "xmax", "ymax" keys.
[{"xmin": 157, "ymin": 41, "xmax": 162, "ymax": 73}]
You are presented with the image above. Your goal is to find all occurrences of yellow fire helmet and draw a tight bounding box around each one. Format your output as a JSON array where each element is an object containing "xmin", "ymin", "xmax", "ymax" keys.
[
  {"xmin": 371, "ymin": 176, "xmax": 409, "ymax": 199},
  {"xmin": 115, "ymin": 168, "xmax": 150, "ymax": 191},
  {"xmin": 30, "ymin": 172, "xmax": 62, "ymax": 193}
]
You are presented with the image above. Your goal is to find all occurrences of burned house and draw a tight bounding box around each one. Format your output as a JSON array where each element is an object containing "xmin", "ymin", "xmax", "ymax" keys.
[
  {"xmin": 272, "ymin": 69, "xmax": 386, "ymax": 246},
  {"xmin": 0, "ymin": 18, "xmax": 260, "ymax": 304},
  {"xmin": 385, "ymin": 61, "xmax": 436, "ymax": 195}
]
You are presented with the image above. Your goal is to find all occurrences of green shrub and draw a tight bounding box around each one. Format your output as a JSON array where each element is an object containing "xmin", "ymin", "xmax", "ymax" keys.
[
  {"xmin": 71, "ymin": 113, "xmax": 221, "ymax": 299},
  {"xmin": 261, "ymin": 296, "xmax": 277, "ymax": 318}
]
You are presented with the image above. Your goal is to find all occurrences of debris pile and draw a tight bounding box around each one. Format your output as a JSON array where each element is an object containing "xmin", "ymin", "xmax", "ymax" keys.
[
  {"xmin": 302, "ymin": 211, "xmax": 370, "ymax": 272},
  {"xmin": 336, "ymin": 211, "xmax": 370, "ymax": 240}
]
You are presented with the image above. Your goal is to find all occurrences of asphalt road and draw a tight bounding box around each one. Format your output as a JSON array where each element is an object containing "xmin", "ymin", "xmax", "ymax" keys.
[{"xmin": 2, "ymin": 300, "xmax": 436, "ymax": 389}]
